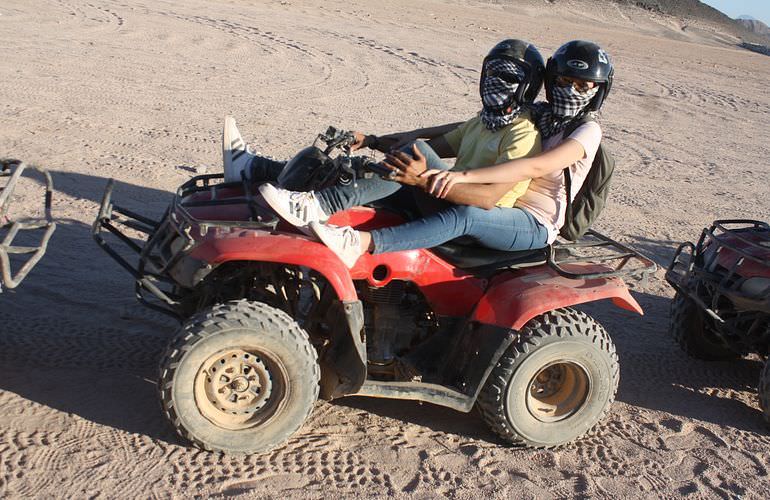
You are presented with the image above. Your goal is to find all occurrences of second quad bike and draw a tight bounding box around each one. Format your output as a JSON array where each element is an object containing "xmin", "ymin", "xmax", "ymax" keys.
[
  {"xmin": 0, "ymin": 159, "xmax": 56, "ymax": 291},
  {"xmin": 666, "ymin": 220, "xmax": 770, "ymax": 421},
  {"xmin": 94, "ymin": 127, "xmax": 655, "ymax": 453}
]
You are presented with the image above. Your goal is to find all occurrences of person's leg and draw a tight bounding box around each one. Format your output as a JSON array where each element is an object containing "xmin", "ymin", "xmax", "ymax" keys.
[
  {"xmin": 315, "ymin": 175, "xmax": 402, "ymax": 214},
  {"xmin": 261, "ymin": 140, "xmax": 453, "ymax": 229},
  {"xmin": 249, "ymin": 156, "xmax": 286, "ymax": 183},
  {"xmin": 370, "ymin": 205, "xmax": 548, "ymax": 254},
  {"xmin": 309, "ymin": 205, "xmax": 548, "ymax": 268}
]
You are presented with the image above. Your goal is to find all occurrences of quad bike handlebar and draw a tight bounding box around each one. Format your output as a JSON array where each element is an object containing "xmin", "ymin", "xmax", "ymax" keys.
[{"xmin": 0, "ymin": 159, "xmax": 57, "ymax": 290}]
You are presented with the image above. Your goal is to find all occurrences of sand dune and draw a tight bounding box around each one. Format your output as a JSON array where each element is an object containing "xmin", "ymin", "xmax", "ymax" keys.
[{"xmin": 1, "ymin": 0, "xmax": 769, "ymax": 497}]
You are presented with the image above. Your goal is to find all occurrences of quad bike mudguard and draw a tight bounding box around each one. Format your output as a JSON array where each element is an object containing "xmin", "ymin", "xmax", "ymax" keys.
[
  {"xmin": 93, "ymin": 177, "xmax": 370, "ymax": 395},
  {"xmin": 188, "ymin": 231, "xmax": 359, "ymax": 300},
  {"xmin": 473, "ymin": 265, "xmax": 643, "ymax": 330},
  {"xmin": 0, "ymin": 160, "xmax": 56, "ymax": 290}
]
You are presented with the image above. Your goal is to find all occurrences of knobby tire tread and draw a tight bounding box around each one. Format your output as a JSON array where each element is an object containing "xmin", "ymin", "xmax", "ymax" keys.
[
  {"xmin": 669, "ymin": 292, "xmax": 738, "ymax": 361},
  {"xmin": 760, "ymin": 360, "xmax": 770, "ymax": 425},
  {"xmin": 157, "ymin": 299, "xmax": 320, "ymax": 453},
  {"xmin": 476, "ymin": 307, "xmax": 619, "ymax": 449}
]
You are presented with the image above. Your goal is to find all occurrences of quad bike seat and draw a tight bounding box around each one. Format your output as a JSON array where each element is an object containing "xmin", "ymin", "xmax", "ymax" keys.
[{"xmin": 432, "ymin": 237, "xmax": 548, "ymax": 273}]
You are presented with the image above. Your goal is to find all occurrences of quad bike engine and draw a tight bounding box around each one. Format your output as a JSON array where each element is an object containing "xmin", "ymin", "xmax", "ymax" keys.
[{"xmin": 361, "ymin": 280, "xmax": 436, "ymax": 372}]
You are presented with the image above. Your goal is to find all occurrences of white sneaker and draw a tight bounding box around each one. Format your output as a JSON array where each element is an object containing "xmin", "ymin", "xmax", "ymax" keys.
[
  {"xmin": 223, "ymin": 115, "xmax": 256, "ymax": 182},
  {"xmin": 259, "ymin": 183, "xmax": 329, "ymax": 229},
  {"xmin": 309, "ymin": 221, "xmax": 362, "ymax": 269}
]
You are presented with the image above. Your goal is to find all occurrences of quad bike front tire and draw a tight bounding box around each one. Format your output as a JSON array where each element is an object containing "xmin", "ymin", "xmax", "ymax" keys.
[
  {"xmin": 158, "ymin": 300, "xmax": 320, "ymax": 453},
  {"xmin": 669, "ymin": 291, "xmax": 739, "ymax": 361},
  {"xmin": 760, "ymin": 358, "xmax": 770, "ymax": 425},
  {"xmin": 476, "ymin": 308, "xmax": 619, "ymax": 448}
]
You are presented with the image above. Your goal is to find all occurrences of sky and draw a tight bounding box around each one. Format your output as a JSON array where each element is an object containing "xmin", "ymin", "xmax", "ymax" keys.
[{"xmin": 701, "ymin": 0, "xmax": 770, "ymax": 25}]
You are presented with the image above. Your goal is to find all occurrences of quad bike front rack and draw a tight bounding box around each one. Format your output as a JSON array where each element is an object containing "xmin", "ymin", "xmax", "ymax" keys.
[
  {"xmin": 0, "ymin": 160, "xmax": 56, "ymax": 290},
  {"xmin": 666, "ymin": 219, "xmax": 770, "ymax": 323},
  {"xmin": 92, "ymin": 173, "xmax": 278, "ymax": 318}
]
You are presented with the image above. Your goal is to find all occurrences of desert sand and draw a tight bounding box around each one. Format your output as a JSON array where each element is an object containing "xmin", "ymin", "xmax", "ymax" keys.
[{"xmin": 1, "ymin": 0, "xmax": 769, "ymax": 497}]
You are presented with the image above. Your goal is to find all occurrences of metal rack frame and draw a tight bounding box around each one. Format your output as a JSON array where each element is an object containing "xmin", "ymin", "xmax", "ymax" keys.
[{"xmin": 0, "ymin": 160, "xmax": 56, "ymax": 290}]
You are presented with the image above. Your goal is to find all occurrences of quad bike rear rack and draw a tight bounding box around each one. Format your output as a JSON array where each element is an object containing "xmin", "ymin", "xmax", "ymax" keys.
[
  {"xmin": 666, "ymin": 219, "xmax": 770, "ymax": 323},
  {"xmin": 548, "ymin": 229, "xmax": 657, "ymax": 281},
  {"xmin": 0, "ymin": 160, "xmax": 56, "ymax": 290},
  {"xmin": 92, "ymin": 174, "xmax": 278, "ymax": 318}
]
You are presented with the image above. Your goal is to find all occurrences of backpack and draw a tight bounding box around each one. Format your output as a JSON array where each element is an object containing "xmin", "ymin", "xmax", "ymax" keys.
[{"xmin": 557, "ymin": 117, "xmax": 615, "ymax": 241}]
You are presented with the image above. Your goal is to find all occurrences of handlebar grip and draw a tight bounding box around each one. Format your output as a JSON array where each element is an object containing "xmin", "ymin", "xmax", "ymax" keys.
[{"xmin": 360, "ymin": 158, "xmax": 396, "ymax": 180}]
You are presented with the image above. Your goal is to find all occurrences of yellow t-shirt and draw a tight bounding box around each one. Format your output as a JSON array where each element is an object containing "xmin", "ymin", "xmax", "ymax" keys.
[{"xmin": 442, "ymin": 111, "xmax": 541, "ymax": 207}]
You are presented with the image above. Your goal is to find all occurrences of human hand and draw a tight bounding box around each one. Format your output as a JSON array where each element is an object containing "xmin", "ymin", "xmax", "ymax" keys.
[
  {"xmin": 382, "ymin": 144, "xmax": 428, "ymax": 187},
  {"xmin": 350, "ymin": 131, "xmax": 369, "ymax": 151},
  {"xmin": 423, "ymin": 169, "xmax": 468, "ymax": 198}
]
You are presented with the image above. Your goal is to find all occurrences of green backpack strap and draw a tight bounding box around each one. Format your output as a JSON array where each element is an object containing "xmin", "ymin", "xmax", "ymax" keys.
[{"xmin": 560, "ymin": 117, "xmax": 595, "ymax": 240}]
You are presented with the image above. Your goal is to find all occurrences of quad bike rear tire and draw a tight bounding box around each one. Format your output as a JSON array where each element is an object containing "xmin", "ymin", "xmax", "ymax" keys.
[
  {"xmin": 476, "ymin": 308, "xmax": 619, "ymax": 448},
  {"xmin": 760, "ymin": 359, "xmax": 770, "ymax": 425},
  {"xmin": 158, "ymin": 300, "xmax": 320, "ymax": 453},
  {"xmin": 669, "ymin": 291, "xmax": 739, "ymax": 361}
]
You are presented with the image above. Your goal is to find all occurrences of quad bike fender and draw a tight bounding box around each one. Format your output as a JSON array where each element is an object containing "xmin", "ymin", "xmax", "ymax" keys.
[
  {"xmin": 443, "ymin": 321, "xmax": 517, "ymax": 405},
  {"xmin": 319, "ymin": 300, "xmax": 367, "ymax": 399},
  {"xmin": 189, "ymin": 231, "xmax": 357, "ymax": 301},
  {"xmin": 190, "ymin": 233, "xmax": 368, "ymax": 397},
  {"xmin": 472, "ymin": 267, "xmax": 643, "ymax": 331}
]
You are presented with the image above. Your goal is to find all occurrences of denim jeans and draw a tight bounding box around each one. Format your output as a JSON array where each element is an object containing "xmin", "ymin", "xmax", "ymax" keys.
[
  {"xmin": 316, "ymin": 140, "xmax": 450, "ymax": 215},
  {"xmin": 316, "ymin": 141, "xmax": 548, "ymax": 253},
  {"xmin": 370, "ymin": 204, "xmax": 548, "ymax": 253}
]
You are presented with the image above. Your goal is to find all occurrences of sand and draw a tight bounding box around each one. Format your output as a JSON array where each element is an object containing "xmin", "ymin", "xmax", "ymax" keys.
[{"xmin": 1, "ymin": 0, "xmax": 769, "ymax": 497}]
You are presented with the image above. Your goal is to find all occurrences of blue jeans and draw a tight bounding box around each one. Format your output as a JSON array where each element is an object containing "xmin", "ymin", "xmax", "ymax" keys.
[
  {"xmin": 316, "ymin": 141, "xmax": 548, "ymax": 254},
  {"xmin": 316, "ymin": 141, "xmax": 449, "ymax": 215},
  {"xmin": 370, "ymin": 204, "xmax": 547, "ymax": 253}
]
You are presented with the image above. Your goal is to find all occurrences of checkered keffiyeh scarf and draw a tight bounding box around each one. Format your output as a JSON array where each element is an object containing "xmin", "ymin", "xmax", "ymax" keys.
[
  {"xmin": 479, "ymin": 59, "xmax": 525, "ymax": 131},
  {"xmin": 535, "ymin": 85, "xmax": 599, "ymax": 138}
]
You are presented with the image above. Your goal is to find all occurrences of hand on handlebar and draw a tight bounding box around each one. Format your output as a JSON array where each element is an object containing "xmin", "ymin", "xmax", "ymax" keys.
[
  {"xmin": 350, "ymin": 131, "xmax": 369, "ymax": 151},
  {"xmin": 349, "ymin": 131, "xmax": 402, "ymax": 153}
]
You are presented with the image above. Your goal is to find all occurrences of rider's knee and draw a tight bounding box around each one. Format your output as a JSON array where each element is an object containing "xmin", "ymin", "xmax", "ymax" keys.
[{"xmin": 400, "ymin": 139, "xmax": 431, "ymax": 155}]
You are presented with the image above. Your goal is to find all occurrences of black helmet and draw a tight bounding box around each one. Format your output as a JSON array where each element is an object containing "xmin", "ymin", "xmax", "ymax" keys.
[
  {"xmin": 545, "ymin": 40, "xmax": 614, "ymax": 112},
  {"xmin": 480, "ymin": 39, "xmax": 545, "ymax": 108}
]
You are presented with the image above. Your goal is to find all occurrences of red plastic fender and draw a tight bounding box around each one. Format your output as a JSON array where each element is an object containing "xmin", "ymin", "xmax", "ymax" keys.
[
  {"xmin": 189, "ymin": 229, "xmax": 358, "ymax": 301},
  {"xmin": 330, "ymin": 208, "xmax": 487, "ymax": 316},
  {"xmin": 472, "ymin": 264, "xmax": 643, "ymax": 331}
]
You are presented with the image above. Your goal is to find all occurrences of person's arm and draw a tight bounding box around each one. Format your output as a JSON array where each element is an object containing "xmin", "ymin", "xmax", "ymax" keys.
[
  {"xmin": 375, "ymin": 122, "xmax": 463, "ymax": 153},
  {"xmin": 439, "ymin": 183, "xmax": 519, "ymax": 209},
  {"xmin": 351, "ymin": 123, "xmax": 462, "ymax": 153},
  {"xmin": 425, "ymin": 139, "xmax": 586, "ymax": 198},
  {"xmin": 383, "ymin": 146, "xmax": 519, "ymax": 209}
]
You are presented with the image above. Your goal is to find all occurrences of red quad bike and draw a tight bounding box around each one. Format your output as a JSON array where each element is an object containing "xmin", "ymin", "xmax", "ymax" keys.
[
  {"xmin": 93, "ymin": 127, "xmax": 656, "ymax": 453},
  {"xmin": 0, "ymin": 159, "xmax": 56, "ymax": 292},
  {"xmin": 666, "ymin": 220, "xmax": 770, "ymax": 421}
]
